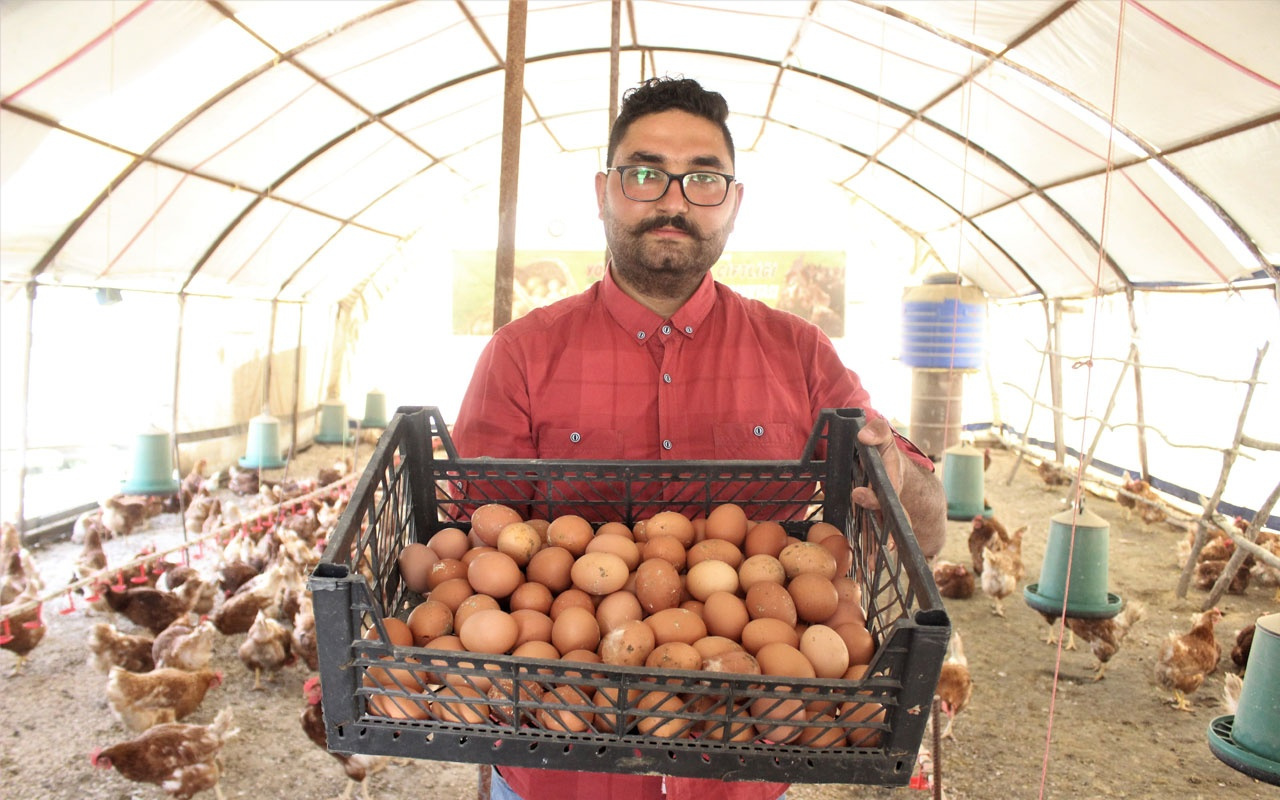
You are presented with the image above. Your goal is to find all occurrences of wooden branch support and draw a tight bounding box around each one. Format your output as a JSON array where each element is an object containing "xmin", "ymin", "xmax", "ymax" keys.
[
  {"xmin": 1203, "ymin": 478, "xmax": 1280, "ymax": 610},
  {"xmin": 1177, "ymin": 343, "xmax": 1269, "ymax": 598},
  {"xmin": 1067, "ymin": 342, "xmax": 1135, "ymax": 503}
]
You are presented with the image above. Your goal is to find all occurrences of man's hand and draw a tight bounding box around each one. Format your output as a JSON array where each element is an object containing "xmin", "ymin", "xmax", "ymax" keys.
[
  {"xmin": 850, "ymin": 416, "xmax": 903, "ymax": 513},
  {"xmin": 849, "ymin": 416, "xmax": 946, "ymax": 559}
]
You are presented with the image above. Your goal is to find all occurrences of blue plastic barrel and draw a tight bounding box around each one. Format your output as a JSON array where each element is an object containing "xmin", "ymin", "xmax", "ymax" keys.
[{"xmin": 901, "ymin": 273, "xmax": 986, "ymax": 370}]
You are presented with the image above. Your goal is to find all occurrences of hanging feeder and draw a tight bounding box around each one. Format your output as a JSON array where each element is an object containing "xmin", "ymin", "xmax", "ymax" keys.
[
  {"xmin": 362, "ymin": 389, "xmax": 389, "ymax": 428},
  {"xmin": 120, "ymin": 430, "xmax": 181, "ymax": 494},
  {"xmin": 941, "ymin": 443, "xmax": 990, "ymax": 520},
  {"xmin": 240, "ymin": 411, "xmax": 287, "ymax": 469},
  {"xmin": 1023, "ymin": 504, "xmax": 1123, "ymax": 620},
  {"xmin": 315, "ymin": 400, "xmax": 354, "ymax": 444},
  {"xmin": 1208, "ymin": 612, "xmax": 1280, "ymax": 786}
]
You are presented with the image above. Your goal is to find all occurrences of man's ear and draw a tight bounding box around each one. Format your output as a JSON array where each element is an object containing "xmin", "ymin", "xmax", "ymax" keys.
[{"xmin": 595, "ymin": 171, "xmax": 608, "ymax": 219}]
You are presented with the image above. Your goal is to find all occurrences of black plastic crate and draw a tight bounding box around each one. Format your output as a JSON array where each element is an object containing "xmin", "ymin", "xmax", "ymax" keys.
[{"xmin": 309, "ymin": 406, "xmax": 950, "ymax": 785}]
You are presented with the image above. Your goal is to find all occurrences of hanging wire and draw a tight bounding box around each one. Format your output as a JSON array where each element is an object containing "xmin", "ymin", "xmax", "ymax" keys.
[{"xmin": 1037, "ymin": 2, "xmax": 1130, "ymax": 797}]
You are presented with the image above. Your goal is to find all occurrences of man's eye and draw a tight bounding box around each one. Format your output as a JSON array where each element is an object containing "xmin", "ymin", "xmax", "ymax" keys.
[
  {"xmin": 633, "ymin": 168, "xmax": 658, "ymax": 183},
  {"xmin": 688, "ymin": 173, "xmax": 716, "ymax": 185}
]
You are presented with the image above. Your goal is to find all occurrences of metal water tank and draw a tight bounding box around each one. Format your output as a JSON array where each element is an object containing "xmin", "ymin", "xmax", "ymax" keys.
[{"xmin": 901, "ymin": 273, "xmax": 986, "ymax": 459}]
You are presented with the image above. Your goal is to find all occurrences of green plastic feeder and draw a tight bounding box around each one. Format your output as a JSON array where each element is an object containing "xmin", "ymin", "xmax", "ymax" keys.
[
  {"xmin": 120, "ymin": 431, "xmax": 180, "ymax": 494},
  {"xmin": 361, "ymin": 389, "xmax": 388, "ymax": 428},
  {"xmin": 316, "ymin": 400, "xmax": 353, "ymax": 444},
  {"xmin": 1208, "ymin": 612, "xmax": 1280, "ymax": 786},
  {"xmin": 239, "ymin": 412, "xmax": 287, "ymax": 469},
  {"xmin": 1024, "ymin": 506, "xmax": 1122, "ymax": 619},
  {"xmin": 942, "ymin": 444, "xmax": 987, "ymax": 520}
]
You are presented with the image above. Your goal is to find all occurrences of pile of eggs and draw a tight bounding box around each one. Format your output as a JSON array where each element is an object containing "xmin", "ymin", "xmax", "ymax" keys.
[{"xmin": 370, "ymin": 502, "xmax": 885, "ymax": 746}]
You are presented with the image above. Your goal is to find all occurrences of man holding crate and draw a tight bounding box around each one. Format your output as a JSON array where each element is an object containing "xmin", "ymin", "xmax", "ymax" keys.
[{"xmin": 454, "ymin": 76, "xmax": 946, "ymax": 800}]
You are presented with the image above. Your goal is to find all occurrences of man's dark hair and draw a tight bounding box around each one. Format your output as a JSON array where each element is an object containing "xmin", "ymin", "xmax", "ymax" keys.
[{"xmin": 606, "ymin": 76, "xmax": 735, "ymax": 167}]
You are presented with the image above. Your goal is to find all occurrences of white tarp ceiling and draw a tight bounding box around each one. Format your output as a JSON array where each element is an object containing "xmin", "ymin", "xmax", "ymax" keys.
[{"xmin": 1, "ymin": 0, "xmax": 1278, "ymax": 306}]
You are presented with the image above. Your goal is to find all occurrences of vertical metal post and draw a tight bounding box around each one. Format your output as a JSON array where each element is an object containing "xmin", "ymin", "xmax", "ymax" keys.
[{"xmin": 14, "ymin": 282, "xmax": 36, "ymax": 539}]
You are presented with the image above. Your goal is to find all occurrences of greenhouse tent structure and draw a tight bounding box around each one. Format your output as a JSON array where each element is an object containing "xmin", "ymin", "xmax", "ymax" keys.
[{"xmin": 1, "ymin": 0, "xmax": 1277, "ymax": 542}]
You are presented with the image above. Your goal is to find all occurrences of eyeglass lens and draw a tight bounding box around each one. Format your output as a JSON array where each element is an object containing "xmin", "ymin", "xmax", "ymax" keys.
[{"xmin": 618, "ymin": 167, "xmax": 729, "ymax": 206}]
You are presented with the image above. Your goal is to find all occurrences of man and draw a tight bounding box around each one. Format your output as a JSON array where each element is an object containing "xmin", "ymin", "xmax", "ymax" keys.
[{"xmin": 453, "ymin": 76, "xmax": 946, "ymax": 800}]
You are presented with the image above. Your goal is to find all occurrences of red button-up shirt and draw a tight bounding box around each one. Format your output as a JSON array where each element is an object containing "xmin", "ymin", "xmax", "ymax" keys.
[{"xmin": 452, "ymin": 268, "xmax": 929, "ymax": 800}]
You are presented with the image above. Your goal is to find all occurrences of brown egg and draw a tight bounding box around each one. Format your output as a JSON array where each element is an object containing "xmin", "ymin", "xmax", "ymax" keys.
[
  {"xmin": 738, "ymin": 554, "xmax": 787, "ymax": 592},
  {"xmin": 595, "ymin": 521, "xmax": 633, "ymax": 541},
  {"xmin": 431, "ymin": 685, "xmax": 489, "ymax": 724},
  {"xmin": 743, "ymin": 521, "xmax": 788, "ymax": 558},
  {"xmin": 797, "ymin": 708, "xmax": 849, "ymax": 748},
  {"xmin": 779, "ymin": 541, "xmax": 838, "ymax": 580},
  {"xmin": 426, "ymin": 558, "xmax": 468, "ymax": 590},
  {"xmin": 841, "ymin": 664, "xmax": 885, "ymax": 746},
  {"xmin": 428, "ymin": 528, "xmax": 471, "ymax": 561},
  {"xmin": 489, "ymin": 678, "xmax": 542, "ymax": 727},
  {"xmin": 744, "ymin": 581, "xmax": 798, "ymax": 625},
  {"xmin": 365, "ymin": 653, "xmax": 427, "ymax": 691},
  {"xmin": 526, "ymin": 518, "xmax": 551, "ymax": 541},
  {"xmin": 470, "ymin": 503, "xmax": 524, "ymax": 547},
  {"xmin": 805, "ymin": 521, "xmax": 843, "ymax": 544},
  {"xmin": 702, "ymin": 648, "xmax": 760, "ymax": 675},
  {"xmin": 823, "ymin": 578, "xmax": 867, "ymax": 628},
  {"xmin": 751, "ymin": 695, "xmax": 807, "ymax": 744},
  {"xmin": 680, "ymin": 599, "xmax": 705, "ymax": 616},
  {"xmin": 418, "ymin": 634, "xmax": 468, "ymax": 686},
  {"xmin": 570, "ymin": 552, "xmax": 630, "ymax": 596},
  {"xmin": 512, "ymin": 639, "xmax": 559, "ymax": 661},
  {"xmin": 645, "ymin": 511, "xmax": 695, "ymax": 548},
  {"xmin": 595, "ymin": 591, "xmax": 644, "ymax": 633},
  {"xmin": 525, "ymin": 546, "xmax": 575, "ymax": 593},
  {"xmin": 397, "ymin": 543, "xmax": 439, "ymax": 594},
  {"xmin": 591, "ymin": 685, "xmax": 641, "ymax": 733},
  {"xmin": 497, "ymin": 522, "xmax": 543, "ymax": 567},
  {"xmin": 691, "ymin": 517, "xmax": 707, "ymax": 543},
  {"xmin": 453, "ymin": 593, "xmax": 500, "ymax": 632},
  {"xmin": 510, "ymin": 609, "xmax": 553, "ymax": 648},
  {"xmin": 740, "ymin": 617, "xmax": 801, "ymax": 654},
  {"xmin": 685, "ymin": 559, "xmax": 739, "ymax": 601},
  {"xmin": 458, "ymin": 608, "xmax": 519, "ymax": 654},
  {"xmin": 586, "ymin": 533, "xmax": 642, "ymax": 571},
  {"xmin": 687, "ymin": 538, "xmax": 744, "ymax": 570},
  {"xmin": 692, "ymin": 635, "xmax": 744, "ymax": 661},
  {"xmin": 370, "ymin": 692, "xmax": 430, "ymax": 720},
  {"xmin": 756, "ymin": 642, "xmax": 816, "ymax": 680},
  {"xmin": 634, "ymin": 558, "xmax": 682, "ymax": 614},
  {"xmin": 701, "ymin": 591, "xmax": 750, "ymax": 641},
  {"xmin": 787, "ymin": 572, "xmax": 840, "ymax": 623},
  {"xmin": 640, "ymin": 535, "xmax": 687, "ymax": 571},
  {"xmin": 549, "ymin": 588, "xmax": 595, "ymax": 619},
  {"xmin": 372, "ymin": 616, "xmax": 415, "ymax": 646},
  {"xmin": 551, "ymin": 605, "xmax": 601, "ymax": 655},
  {"xmin": 466, "ymin": 551, "xmax": 523, "ymax": 599},
  {"xmin": 704, "ymin": 503, "xmax": 749, "ymax": 547},
  {"xmin": 631, "ymin": 518, "xmax": 649, "ymax": 543},
  {"xmin": 799, "ymin": 624, "xmax": 850, "ymax": 679},
  {"xmin": 634, "ymin": 689, "xmax": 693, "ymax": 738},
  {"xmin": 509, "ymin": 581, "xmax": 553, "ymax": 614},
  {"xmin": 599, "ymin": 619, "xmax": 656, "ymax": 666},
  {"xmin": 819, "ymin": 536, "xmax": 853, "ymax": 578},
  {"xmin": 461, "ymin": 545, "xmax": 498, "ymax": 565},
  {"xmin": 428, "ymin": 577, "xmax": 474, "ymax": 612},
  {"xmin": 835, "ymin": 622, "xmax": 876, "ymax": 666},
  {"xmin": 406, "ymin": 599, "xmax": 454, "ymax": 645},
  {"xmin": 644, "ymin": 641, "xmax": 703, "ymax": 672},
  {"xmin": 645, "ymin": 607, "xmax": 707, "ymax": 646},
  {"xmin": 546, "ymin": 514, "xmax": 594, "ymax": 556}
]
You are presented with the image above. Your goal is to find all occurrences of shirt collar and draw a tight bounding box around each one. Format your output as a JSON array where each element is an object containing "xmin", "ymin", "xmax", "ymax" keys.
[{"xmin": 602, "ymin": 265, "xmax": 716, "ymax": 343}]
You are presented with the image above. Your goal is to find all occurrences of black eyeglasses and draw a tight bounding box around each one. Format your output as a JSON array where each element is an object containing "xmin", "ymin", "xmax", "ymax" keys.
[{"xmin": 609, "ymin": 166, "xmax": 735, "ymax": 207}]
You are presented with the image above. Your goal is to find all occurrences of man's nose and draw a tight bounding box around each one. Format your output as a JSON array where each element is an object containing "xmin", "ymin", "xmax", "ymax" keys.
[{"xmin": 654, "ymin": 176, "xmax": 690, "ymax": 213}]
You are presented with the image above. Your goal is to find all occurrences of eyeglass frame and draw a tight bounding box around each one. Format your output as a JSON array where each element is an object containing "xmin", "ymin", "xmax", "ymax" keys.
[{"xmin": 607, "ymin": 165, "xmax": 737, "ymax": 207}]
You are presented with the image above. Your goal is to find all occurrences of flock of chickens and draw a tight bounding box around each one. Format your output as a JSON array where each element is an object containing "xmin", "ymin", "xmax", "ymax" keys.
[
  {"xmin": 0, "ymin": 456, "xmax": 394, "ymax": 800},
  {"xmin": 919, "ymin": 449, "xmax": 1277, "ymax": 789}
]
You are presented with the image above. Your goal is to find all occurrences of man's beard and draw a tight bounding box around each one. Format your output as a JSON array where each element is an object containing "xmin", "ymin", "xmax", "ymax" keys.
[{"xmin": 603, "ymin": 209, "xmax": 731, "ymax": 300}]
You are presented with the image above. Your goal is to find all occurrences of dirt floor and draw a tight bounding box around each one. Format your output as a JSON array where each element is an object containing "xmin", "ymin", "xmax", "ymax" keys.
[{"xmin": 1, "ymin": 442, "xmax": 1275, "ymax": 800}]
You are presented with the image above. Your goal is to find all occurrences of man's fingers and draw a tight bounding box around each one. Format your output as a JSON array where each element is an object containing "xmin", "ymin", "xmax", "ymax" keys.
[{"xmin": 850, "ymin": 486, "xmax": 881, "ymax": 510}]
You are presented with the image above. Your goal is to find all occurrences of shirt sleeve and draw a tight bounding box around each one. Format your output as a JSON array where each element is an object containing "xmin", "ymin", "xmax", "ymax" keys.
[{"xmin": 453, "ymin": 331, "xmax": 535, "ymax": 459}]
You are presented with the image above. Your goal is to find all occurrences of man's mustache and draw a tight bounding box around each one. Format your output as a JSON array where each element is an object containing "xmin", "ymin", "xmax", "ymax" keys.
[{"xmin": 633, "ymin": 215, "xmax": 701, "ymax": 238}]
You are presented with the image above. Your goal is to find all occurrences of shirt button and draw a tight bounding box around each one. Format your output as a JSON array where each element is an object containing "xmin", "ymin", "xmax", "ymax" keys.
[
  {"xmin": 662, "ymin": 439, "xmax": 673, "ymax": 451},
  {"xmin": 661, "ymin": 324, "xmax": 672, "ymax": 335},
  {"xmin": 663, "ymin": 373, "xmax": 672, "ymax": 384},
  {"xmin": 637, "ymin": 331, "xmax": 646, "ymax": 340},
  {"xmin": 684, "ymin": 325, "xmax": 694, "ymax": 334},
  {"xmin": 570, "ymin": 432, "xmax": 581, "ymax": 443},
  {"xmin": 753, "ymin": 425, "xmax": 765, "ymax": 437}
]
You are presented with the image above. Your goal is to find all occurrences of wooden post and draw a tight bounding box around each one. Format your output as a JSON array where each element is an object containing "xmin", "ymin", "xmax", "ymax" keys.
[
  {"xmin": 1203, "ymin": 479, "xmax": 1280, "ymax": 609},
  {"xmin": 1067, "ymin": 342, "xmax": 1135, "ymax": 501},
  {"xmin": 492, "ymin": 0, "xmax": 528, "ymax": 333},
  {"xmin": 1125, "ymin": 290, "xmax": 1151, "ymax": 481},
  {"xmin": 1176, "ymin": 343, "xmax": 1269, "ymax": 598},
  {"xmin": 1048, "ymin": 300, "xmax": 1065, "ymax": 465},
  {"xmin": 14, "ymin": 282, "xmax": 36, "ymax": 540}
]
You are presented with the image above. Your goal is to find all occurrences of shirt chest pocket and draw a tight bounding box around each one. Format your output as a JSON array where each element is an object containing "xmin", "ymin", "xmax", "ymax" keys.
[
  {"xmin": 537, "ymin": 427, "xmax": 625, "ymax": 459},
  {"xmin": 712, "ymin": 421, "xmax": 808, "ymax": 460}
]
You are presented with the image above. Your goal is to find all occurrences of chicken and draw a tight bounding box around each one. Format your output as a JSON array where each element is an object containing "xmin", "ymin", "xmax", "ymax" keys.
[
  {"xmin": 74, "ymin": 523, "xmax": 109, "ymax": 607},
  {"xmin": 98, "ymin": 581, "xmax": 200, "ymax": 635},
  {"xmin": 88, "ymin": 622, "xmax": 156, "ymax": 673},
  {"xmin": 212, "ymin": 558, "xmax": 300, "ymax": 636},
  {"xmin": 106, "ymin": 665, "xmax": 224, "ymax": 732},
  {"xmin": 2, "ymin": 520, "xmax": 44, "ymax": 595},
  {"xmin": 934, "ymin": 631, "xmax": 972, "ymax": 740},
  {"xmin": 932, "ymin": 560, "xmax": 975, "ymax": 599},
  {"xmin": 1064, "ymin": 600, "xmax": 1146, "ymax": 681},
  {"xmin": 317, "ymin": 455, "xmax": 354, "ymax": 487},
  {"xmin": 101, "ymin": 495, "xmax": 151, "ymax": 538},
  {"xmin": 968, "ymin": 515, "xmax": 1010, "ymax": 576},
  {"xmin": 72, "ymin": 508, "xmax": 112, "ymax": 544},
  {"xmin": 228, "ymin": 465, "xmax": 259, "ymax": 496},
  {"xmin": 292, "ymin": 593, "xmax": 318, "ymax": 672},
  {"xmin": 1230, "ymin": 623, "xmax": 1254, "ymax": 674},
  {"xmin": 1034, "ymin": 608, "xmax": 1076, "ymax": 647},
  {"xmin": 1117, "ymin": 474, "xmax": 1166, "ymax": 526},
  {"xmin": 1155, "ymin": 608, "xmax": 1223, "ymax": 711},
  {"xmin": 1, "ymin": 578, "xmax": 46, "ymax": 674},
  {"xmin": 153, "ymin": 619, "xmax": 216, "ymax": 672},
  {"xmin": 980, "ymin": 526, "xmax": 1025, "ymax": 617},
  {"xmin": 1222, "ymin": 672, "xmax": 1243, "ymax": 714},
  {"xmin": 91, "ymin": 706, "xmax": 237, "ymax": 800},
  {"xmin": 1247, "ymin": 533, "xmax": 1280, "ymax": 601},
  {"xmin": 238, "ymin": 609, "xmax": 294, "ymax": 690},
  {"xmin": 1037, "ymin": 460, "xmax": 1071, "ymax": 487},
  {"xmin": 302, "ymin": 676, "xmax": 388, "ymax": 800},
  {"xmin": 1193, "ymin": 558, "xmax": 1250, "ymax": 594},
  {"xmin": 177, "ymin": 458, "xmax": 209, "ymax": 511}
]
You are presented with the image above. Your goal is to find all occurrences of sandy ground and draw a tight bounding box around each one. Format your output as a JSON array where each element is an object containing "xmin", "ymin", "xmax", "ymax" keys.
[{"xmin": 1, "ymin": 443, "xmax": 1275, "ymax": 800}]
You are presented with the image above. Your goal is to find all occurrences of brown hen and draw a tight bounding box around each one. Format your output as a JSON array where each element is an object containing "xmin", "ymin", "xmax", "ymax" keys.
[
  {"xmin": 1155, "ymin": 608, "xmax": 1222, "ymax": 711},
  {"xmin": 107, "ymin": 665, "xmax": 223, "ymax": 732},
  {"xmin": 91, "ymin": 706, "xmax": 237, "ymax": 800}
]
